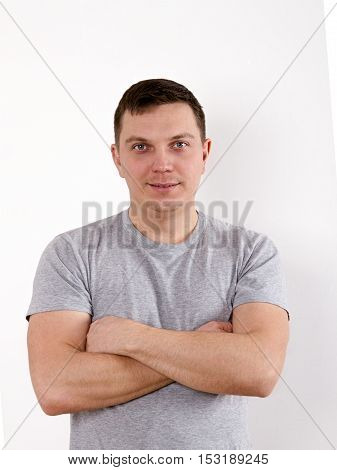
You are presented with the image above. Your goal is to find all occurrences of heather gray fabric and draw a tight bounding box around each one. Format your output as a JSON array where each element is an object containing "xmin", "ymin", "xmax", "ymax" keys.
[{"xmin": 26, "ymin": 208, "xmax": 290, "ymax": 450}]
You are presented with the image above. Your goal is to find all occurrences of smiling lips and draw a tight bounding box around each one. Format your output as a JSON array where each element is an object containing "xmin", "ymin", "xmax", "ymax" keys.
[
  {"xmin": 147, "ymin": 182, "xmax": 181, "ymax": 192},
  {"xmin": 148, "ymin": 182, "xmax": 180, "ymax": 188}
]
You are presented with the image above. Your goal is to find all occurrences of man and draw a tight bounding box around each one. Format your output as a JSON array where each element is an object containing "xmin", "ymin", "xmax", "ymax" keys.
[{"xmin": 26, "ymin": 78, "xmax": 290, "ymax": 450}]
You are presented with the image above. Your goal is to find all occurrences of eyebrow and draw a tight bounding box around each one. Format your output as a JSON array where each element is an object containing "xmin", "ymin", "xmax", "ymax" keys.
[{"xmin": 125, "ymin": 132, "xmax": 196, "ymax": 144}]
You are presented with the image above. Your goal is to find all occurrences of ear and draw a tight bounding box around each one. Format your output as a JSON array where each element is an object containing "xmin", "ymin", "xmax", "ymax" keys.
[
  {"xmin": 111, "ymin": 144, "xmax": 125, "ymax": 179},
  {"xmin": 201, "ymin": 138, "xmax": 212, "ymax": 174}
]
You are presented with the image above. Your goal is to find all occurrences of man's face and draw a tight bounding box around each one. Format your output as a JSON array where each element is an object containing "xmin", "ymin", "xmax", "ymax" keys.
[{"xmin": 111, "ymin": 102, "xmax": 211, "ymax": 212}]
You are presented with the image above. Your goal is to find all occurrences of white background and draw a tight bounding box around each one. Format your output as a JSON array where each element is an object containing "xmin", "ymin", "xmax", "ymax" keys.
[{"xmin": 1, "ymin": 0, "xmax": 337, "ymax": 450}]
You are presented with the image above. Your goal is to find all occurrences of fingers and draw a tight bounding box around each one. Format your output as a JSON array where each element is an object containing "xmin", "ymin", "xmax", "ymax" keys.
[{"xmin": 221, "ymin": 322, "xmax": 233, "ymax": 332}]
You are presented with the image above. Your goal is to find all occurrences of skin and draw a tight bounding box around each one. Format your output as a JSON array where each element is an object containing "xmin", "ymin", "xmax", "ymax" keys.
[
  {"xmin": 86, "ymin": 318, "xmax": 233, "ymax": 355},
  {"xmin": 28, "ymin": 102, "xmax": 286, "ymax": 416},
  {"xmin": 87, "ymin": 102, "xmax": 229, "ymax": 355},
  {"xmin": 110, "ymin": 102, "xmax": 212, "ymax": 244},
  {"xmin": 83, "ymin": 103, "xmax": 287, "ymax": 399}
]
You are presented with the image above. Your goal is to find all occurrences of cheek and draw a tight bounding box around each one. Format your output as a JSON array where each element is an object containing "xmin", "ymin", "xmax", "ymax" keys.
[
  {"xmin": 183, "ymin": 154, "xmax": 204, "ymax": 173},
  {"xmin": 126, "ymin": 160, "xmax": 148, "ymax": 181},
  {"xmin": 183, "ymin": 164, "xmax": 203, "ymax": 181}
]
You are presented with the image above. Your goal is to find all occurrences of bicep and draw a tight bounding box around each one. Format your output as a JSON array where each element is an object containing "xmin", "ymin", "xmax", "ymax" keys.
[
  {"xmin": 27, "ymin": 310, "xmax": 92, "ymax": 413},
  {"xmin": 232, "ymin": 302, "xmax": 289, "ymax": 394}
]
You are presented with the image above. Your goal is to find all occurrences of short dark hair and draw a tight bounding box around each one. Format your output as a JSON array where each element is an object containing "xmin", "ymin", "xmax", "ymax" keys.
[{"xmin": 114, "ymin": 78, "xmax": 206, "ymax": 151}]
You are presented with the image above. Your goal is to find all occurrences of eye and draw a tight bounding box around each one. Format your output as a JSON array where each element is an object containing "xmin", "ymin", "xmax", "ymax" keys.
[
  {"xmin": 131, "ymin": 141, "xmax": 189, "ymax": 152},
  {"xmin": 132, "ymin": 143, "xmax": 147, "ymax": 151},
  {"xmin": 174, "ymin": 141, "xmax": 189, "ymax": 149}
]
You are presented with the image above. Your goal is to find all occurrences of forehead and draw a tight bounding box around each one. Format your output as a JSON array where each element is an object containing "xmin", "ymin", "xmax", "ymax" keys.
[{"xmin": 120, "ymin": 103, "xmax": 199, "ymax": 141}]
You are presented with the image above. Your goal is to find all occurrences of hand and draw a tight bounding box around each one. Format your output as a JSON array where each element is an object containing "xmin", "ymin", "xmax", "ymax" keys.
[
  {"xmin": 86, "ymin": 315, "xmax": 146, "ymax": 355},
  {"xmin": 195, "ymin": 320, "xmax": 233, "ymax": 333}
]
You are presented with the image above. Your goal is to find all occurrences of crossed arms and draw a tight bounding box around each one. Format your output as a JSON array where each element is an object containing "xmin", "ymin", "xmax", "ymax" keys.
[{"xmin": 27, "ymin": 302, "xmax": 289, "ymax": 416}]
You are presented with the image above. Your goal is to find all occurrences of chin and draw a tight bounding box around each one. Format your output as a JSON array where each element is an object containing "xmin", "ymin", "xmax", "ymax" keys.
[{"xmin": 145, "ymin": 200, "xmax": 185, "ymax": 212}]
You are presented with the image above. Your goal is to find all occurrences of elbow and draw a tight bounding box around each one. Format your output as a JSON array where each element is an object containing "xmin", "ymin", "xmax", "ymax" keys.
[
  {"xmin": 38, "ymin": 396, "xmax": 57, "ymax": 416},
  {"xmin": 257, "ymin": 371, "xmax": 278, "ymax": 398},
  {"xmin": 257, "ymin": 356, "xmax": 287, "ymax": 397},
  {"xmin": 42, "ymin": 400, "xmax": 68, "ymax": 416},
  {"xmin": 41, "ymin": 403, "xmax": 58, "ymax": 416},
  {"xmin": 44, "ymin": 395, "xmax": 70, "ymax": 416},
  {"xmin": 257, "ymin": 384, "xmax": 273, "ymax": 398},
  {"xmin": 34, "ymin": 393, "xmax": 57, "ymax": 416},
  {"xmin": 37, "ymin": 389, "xmax": 69, "ymax": 416}
]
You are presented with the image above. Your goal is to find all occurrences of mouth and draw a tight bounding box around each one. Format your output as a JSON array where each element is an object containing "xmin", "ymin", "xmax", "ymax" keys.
[
  {"xmin": 147, "ymin": 182, "xmax": 181, "ymax": 192},
  {"xmin": 148, "ymin": 183, "xmax": 180, "ymax": 188}
]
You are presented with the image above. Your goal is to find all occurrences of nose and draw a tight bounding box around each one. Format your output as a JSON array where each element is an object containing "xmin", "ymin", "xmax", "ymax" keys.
[{"xmin": 150, "ymin": 149, "xmax": 174, "ymax": 173}]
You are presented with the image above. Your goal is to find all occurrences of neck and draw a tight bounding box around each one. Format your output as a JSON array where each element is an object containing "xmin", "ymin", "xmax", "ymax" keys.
[{"xmin": 128, "ymin": 201, "xmax": 199, "ymax": 244}]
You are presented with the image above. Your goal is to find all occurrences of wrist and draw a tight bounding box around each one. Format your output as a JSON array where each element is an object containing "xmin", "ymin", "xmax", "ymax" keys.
[{"xmin": 125, "ymin": 322, "xmax": 153, "ymax": 357}]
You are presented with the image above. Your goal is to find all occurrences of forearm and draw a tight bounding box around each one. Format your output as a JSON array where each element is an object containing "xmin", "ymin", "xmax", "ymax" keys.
[
  {"xmin": 49, "ymin": 349, "xmax": 175, "ymax": 415},
  {"xmin": 127, "ymin": 327, "xmax": 268, "ymax": 397}
]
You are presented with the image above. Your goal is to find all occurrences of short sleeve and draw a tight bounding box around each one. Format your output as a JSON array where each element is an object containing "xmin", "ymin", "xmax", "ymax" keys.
[
  {"xmin": 232, "ymin": 235, "xmax": 290, "ymax": 320},
  {"xmin": 26, "ymin": 233, "xmax": 93, "ymax": 322}
]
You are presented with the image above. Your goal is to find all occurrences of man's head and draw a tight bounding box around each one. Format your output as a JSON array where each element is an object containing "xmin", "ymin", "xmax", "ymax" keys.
[{"xmin": 111, "ymin": 78, "xmax": 211, "ymax": 213}]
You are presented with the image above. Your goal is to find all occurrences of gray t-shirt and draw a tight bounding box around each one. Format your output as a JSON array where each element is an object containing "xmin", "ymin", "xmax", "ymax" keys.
[{"xmin": 26, "ymin": 208, "xmax": 290, "ymax": 450}]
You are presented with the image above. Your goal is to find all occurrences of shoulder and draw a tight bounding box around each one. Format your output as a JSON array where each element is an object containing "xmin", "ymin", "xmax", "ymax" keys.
[
  {"xmin": 202, "ymin": 211, "xmax": 275, "ymax": 255},
  {"xmin": 47, "ymin": 211, "xmax": 123, "ymax": 254}
]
